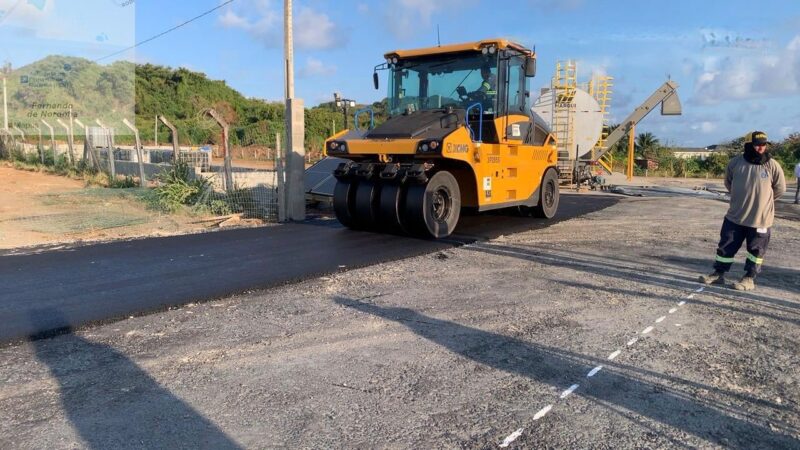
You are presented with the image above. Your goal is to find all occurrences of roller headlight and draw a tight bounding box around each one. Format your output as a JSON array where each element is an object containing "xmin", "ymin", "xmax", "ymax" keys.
[
  {"xmin": 417, "ymin": 139, "xmax": 442, "ymax": 153},
  {"xmin": 327, "ymin": 140, "xmax": 348, "ymax": 153}
]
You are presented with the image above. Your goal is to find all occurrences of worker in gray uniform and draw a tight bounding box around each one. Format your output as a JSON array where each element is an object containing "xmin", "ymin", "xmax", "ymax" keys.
[{"xmin": 699, "ymin": 131, "xmax": 786, "ymax": 291}]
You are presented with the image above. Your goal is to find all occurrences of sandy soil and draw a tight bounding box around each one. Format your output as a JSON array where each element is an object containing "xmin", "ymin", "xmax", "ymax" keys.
[
  {"xmin": 0, "ymin": 166, "xmax": 216, "ymax": 250},
  {"xmin": 0, "ymin": 194, "xmax": 798, "ymax": 448}
]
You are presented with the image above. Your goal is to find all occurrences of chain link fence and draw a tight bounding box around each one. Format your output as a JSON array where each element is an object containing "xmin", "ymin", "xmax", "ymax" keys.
[{"xmin": 1, "ymin": 109, "xmax": 286, "ymax": 250}]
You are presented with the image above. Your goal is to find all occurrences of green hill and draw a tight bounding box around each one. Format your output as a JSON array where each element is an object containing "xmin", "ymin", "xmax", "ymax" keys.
[{"xmin": 6, "ymin": 55, "xmax": 385, "ymax": 151}]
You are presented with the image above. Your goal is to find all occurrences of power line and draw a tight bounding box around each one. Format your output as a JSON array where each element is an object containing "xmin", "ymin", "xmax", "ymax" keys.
[{"xmin": 94, "ymin": 0, "xmax": 237, "ymax": 63}]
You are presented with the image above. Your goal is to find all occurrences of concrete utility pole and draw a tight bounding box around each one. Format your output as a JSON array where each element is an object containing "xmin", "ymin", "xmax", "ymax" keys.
[{"xmin": 284, "ymin": 0, "xmax": 305, "ymax": 221}]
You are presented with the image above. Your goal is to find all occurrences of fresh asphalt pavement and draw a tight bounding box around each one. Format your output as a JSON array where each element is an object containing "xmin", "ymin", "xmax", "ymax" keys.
[
  {"xmin": 1, "ymin": 193, "xmax": 796, "ymax": 448},
  {"xmin": 0, "ymin": 193, "xmax": 619, "ymax": 345}
]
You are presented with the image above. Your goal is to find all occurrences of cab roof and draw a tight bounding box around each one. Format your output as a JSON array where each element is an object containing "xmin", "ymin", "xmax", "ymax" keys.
[{"xmin": 385, "ymin": 39, "xmax": 534, "ymax": 59}]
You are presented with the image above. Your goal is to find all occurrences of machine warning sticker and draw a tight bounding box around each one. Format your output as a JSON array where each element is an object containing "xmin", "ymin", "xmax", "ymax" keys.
[
  {"xmin": 483, "ymin": 177, "xmax": 492, "ymax": 199},
  {"xmin": 511, "ymin": 123, "xmax": 521, "ymax": 137}
]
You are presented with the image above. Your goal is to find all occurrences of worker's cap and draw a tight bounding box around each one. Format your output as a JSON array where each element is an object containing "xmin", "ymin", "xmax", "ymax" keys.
[{"xmin": 744, "ymin": 130, "xmax": 770, "ymax": 146}]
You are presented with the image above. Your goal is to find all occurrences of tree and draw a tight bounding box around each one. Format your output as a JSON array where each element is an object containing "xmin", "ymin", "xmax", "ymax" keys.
[{"xmin": 635, "ymin": 132, "xmax": 659, "ymax": 158}]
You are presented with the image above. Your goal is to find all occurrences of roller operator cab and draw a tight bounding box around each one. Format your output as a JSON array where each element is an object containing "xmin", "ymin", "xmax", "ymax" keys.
[{"xmin": 325, "ymin": 39, "xmax": 559, "ymax": 238}]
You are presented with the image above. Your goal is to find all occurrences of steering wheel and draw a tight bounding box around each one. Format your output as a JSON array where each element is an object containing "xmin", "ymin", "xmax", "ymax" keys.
[{"xmin": 456, "ymin": 86, "xmax": 486, "ymax": 105}]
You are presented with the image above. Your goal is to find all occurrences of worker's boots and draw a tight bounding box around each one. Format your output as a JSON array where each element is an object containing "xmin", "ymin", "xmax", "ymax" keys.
[
  {"xmin": 733, "ymin": 276, "xmax": 756, "ymax": 291},
  {"xmin": 699, "ymin": 270, "xmax": 725, "ymax": 285}
]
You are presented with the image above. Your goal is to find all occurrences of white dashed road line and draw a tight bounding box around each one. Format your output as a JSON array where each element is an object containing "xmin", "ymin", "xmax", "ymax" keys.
[
  {"xmin": 497, "ymin": 284, "xmax": 698, "ymax": 447},
  {"xmin": 533, "ymin": 404, "xmax": 553, "ymax": 420},
  {"xmin": 560, "ymin": 384, "xmax": 580, "ymax": 399},
  {"xmin": 499, "ymin": 429, "xmax": 523, "ymax": 448},
  {"xmin": 587, "ymin": 366, "xmax": 603, "ymax": 377}
]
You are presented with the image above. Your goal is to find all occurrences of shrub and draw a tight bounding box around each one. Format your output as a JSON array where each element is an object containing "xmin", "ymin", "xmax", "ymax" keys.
[{"xmin": 149, "ymin": 161, "xmax": 211, "ymax": 212}]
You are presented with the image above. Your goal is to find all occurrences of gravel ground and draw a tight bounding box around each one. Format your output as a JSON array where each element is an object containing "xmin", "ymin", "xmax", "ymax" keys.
[{"xmin": 1, "ymin": 194, "xmax": 798, "ymax": 449}]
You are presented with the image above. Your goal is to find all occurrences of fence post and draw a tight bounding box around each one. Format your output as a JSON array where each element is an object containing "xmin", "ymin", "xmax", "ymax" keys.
[
  {"xmin": 157, "ymin": 115, "xmax": 179, "ymax": 163},
  {"xmin": 74, "ymin": 119, "xmax": 97, "ymax": 168},
  {"xmin": 36, "ymin": 124, "xmax": 43, "ymax": 163},
  {"xmin": 56, "ymin": 118, "xmax": 75, "ymax": 166},
  {"xmin": 122, "ymin": 118, "xmax": 147, "ymax": 185},
  {"xmin": 203, "ymin": 109, "xmax": 233, "ymax": 191},
  {"xmin": 12, "ymin": 126, "xmax": 25, "ymax": 156},
  {"xmin": 68, "ymin": 106, "xmax": 76, "ymax": 164},
  {"xmin": 276, "ymin": 132, "xmax": 286, "ymax": 222},
  {"xmin": 95, "ymin": 119, "xmax": 116, "ymax": 177},
  {"xmin": 40, "ymin": 119, "xmax": 55, "ymax": 164}
]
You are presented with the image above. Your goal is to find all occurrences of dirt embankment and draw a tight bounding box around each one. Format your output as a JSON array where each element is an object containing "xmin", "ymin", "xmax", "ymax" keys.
[{"xmin": 0, "ymin": 166, "xmax": 210, "ymax": 250}]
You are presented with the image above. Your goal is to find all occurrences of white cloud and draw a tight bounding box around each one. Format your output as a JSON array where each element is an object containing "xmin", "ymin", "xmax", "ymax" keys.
[
  {"xmin": 217, "ymin": 0, "xmax": 345, "ymax": 50},
  {"xmin": 298, "ymin": 57, "xmax": 334, "ymax": 78},
  {"xmin": 689, "ymin": 121, "xmax": 717, "ymax": 134},
  {"xmin": 0, "ymin": 0, "xmax": 51, "ymax": 27},
  {"xmin": 385, "ymin": 0, "xmax": 478, "ymax": 40},
  {"xmin": 294, "ymin": 7, "xmax": 346, "ymax": 50},
  {"xmin": 692, "ymin": 35, "xmax": 800, "ymax": 105}
]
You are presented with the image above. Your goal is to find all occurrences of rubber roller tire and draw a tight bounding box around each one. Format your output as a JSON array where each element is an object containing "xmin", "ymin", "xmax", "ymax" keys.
[
  {"xmin": 377, "ymin": 183, "xmax": 407, "ymax": 233},
  {"xmin": 404, "ymin": 170, "xmax": 461, "ymax": 238},
  {"xmin": 352, "ymin": 180, "xmax": 382, "ymax": 229},
  {"xmin": 333, "ymin": 179, "xmax": 358, "ymax": 229},
  {"xmin": 532, "ymin": 168, "xmax": 559, "ymax": 219}
]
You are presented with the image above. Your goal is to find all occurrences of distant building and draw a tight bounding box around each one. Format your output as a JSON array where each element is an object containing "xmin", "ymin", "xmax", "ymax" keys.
[{"xmin": 671, "ymin": 145, "xmax": 718, "ymax": 160}]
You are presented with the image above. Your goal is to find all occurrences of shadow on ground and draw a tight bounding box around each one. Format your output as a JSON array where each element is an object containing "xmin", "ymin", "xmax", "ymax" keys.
[
  {"xmin": 462, "ymin": 243, "xmax": 800, "ymax": 325},
  {"xmin": 335, "ymin": 298, "xmax": 799, "ymax": 448},
  {"xmin": 29, "ymin": 310, "xmax": 242, "ymax": 450}
]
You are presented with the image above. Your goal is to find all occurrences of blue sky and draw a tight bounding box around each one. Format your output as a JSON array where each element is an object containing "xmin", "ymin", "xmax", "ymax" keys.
[{"xmin": 2, "ymin": 0, "xmax": 799, "ymax": 146}]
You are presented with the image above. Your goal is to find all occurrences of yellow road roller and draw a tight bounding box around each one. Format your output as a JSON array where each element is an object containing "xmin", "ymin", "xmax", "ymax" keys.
[{"xmin": 324, "ymin": 39, "xmax": 559, "ymax": 238}]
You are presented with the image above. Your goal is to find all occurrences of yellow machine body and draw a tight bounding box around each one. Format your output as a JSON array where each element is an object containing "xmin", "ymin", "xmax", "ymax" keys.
[{"xmin": 325, "ymin": 39, "xmax": 559, "ymax": 237}]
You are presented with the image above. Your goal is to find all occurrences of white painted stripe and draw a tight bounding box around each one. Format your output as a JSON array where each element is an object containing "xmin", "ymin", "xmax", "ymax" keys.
[
  {"xmin": 608, "ymin": 350, "xmax": 622, "ymax": 360},
  {"xmin": 678, "ymin": 301, "xmax": 686, "ymax": 306},
  {"xmin": 499, "ymin": 428, "xmax": 524, "ymax": 448},
  {"xmin": 695, "ymin": 287, "xmax": 705, "ymax": 292},
  {"xmin": 533, "ymin": 404, "xmax": 553, "ymax": 420},
  {"xmin": 642, "ymin": 326, "xmax": 654, "ymax": 334},
  {"xmin": 627, "ymin": 337, "xmax": 638, "ymax": 346},
  {"xmin": 560, "ymin": 384, "xmax": 580, "ymax": 399},
  {"xmin": 669, "ymin": 308, "xmax": 678, "ymax": 314},
  {"xmin": 587, "ymin": 366, "xmax": 603, "ymax": 377},
  {"xmin": 655, "ymin": 316, "xmax": 666, "ymax": 323}
]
